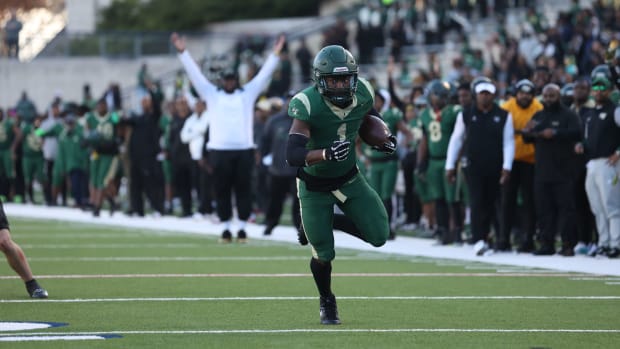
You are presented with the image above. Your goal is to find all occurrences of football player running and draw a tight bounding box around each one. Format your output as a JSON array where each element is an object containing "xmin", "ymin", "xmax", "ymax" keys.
[{"xmin": 286, "ymin": 45, "xmax": 396, "ymax": 325}]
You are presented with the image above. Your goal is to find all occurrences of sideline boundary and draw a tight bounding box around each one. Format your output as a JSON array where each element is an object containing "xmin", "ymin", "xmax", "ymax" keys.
[{"xmin": 5, "ymin": 203, "xmax": 619, "ymax": 276}]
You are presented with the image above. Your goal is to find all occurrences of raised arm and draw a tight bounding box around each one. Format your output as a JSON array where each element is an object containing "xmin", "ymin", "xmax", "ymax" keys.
[
  {"xmin": 243, "ymin": 35, "xmax": 286, "ymax": 97},
  {"xmin": 171, "ymin": 32, "xmax": 216, "ymax": 102}
]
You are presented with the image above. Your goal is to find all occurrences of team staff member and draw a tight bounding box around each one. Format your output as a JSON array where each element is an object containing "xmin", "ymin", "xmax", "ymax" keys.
[
  {"xmin": 499, "ymin": 79, "xmax": 543, "ymax": 252},
  {"xmin": 577, "ymin": 76, "xmax": 620, "ymax": 258},
  {"xmin": 0, "ymin": 198, "xmax": 48, "ymax": 298},
  {"xmin": 446, "ymin": 80, "xmax": 515, "ymax": 256},
  {"xmin": 522, "ymin": 84, "xmax": 582, "ymax": 256},
  {"xmin": 171, "ymin": 32, "xmax": 285, "ymax": 243},
  {"xmin": 286, "ymin": 45, "xmax": 396, "ymax": 325}
]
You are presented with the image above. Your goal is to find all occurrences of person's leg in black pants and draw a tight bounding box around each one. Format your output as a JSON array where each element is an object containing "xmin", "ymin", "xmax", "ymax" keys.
[
  {"xmin": 519, "ymin": 162, "xmax": 537, "ymax": 251},
  {"xmin": 466, "ymin": 170, "xmax": 497, "ymax": 244},
  {"xmin": 263, "ymin": 174, "xmax": 290, "ymax": 235},
  {"xmin": 499, "ymin": 162, "xmax": 520, "ymax": 250},
  {"xmin": 173, "ymin": 162, "xmax": 192, "ymax": 217},
  {"xmin": 129, "ymin": 163, "xmax": 145, "ymax": 216},
  {"xmin": 210, "ymin": 150, "xmax": 234, "ymax": 223},
  {"xmin": 534, "ymin": 180, "xmax": 557, "ymax": 254},
  {"xmin": 401, "ymin": 151, "xmax": 420, "ymax": 224},
  {"xmin": 555, "ymin": 180, "xmax": 577, "ymax": 254},
  {"xmin": 144, "ymin": 161, "xmax": 165, "ymax": 214},
  {"xmin": 233, "ymin": 150, "xmax": 255, "ymax": 222}
]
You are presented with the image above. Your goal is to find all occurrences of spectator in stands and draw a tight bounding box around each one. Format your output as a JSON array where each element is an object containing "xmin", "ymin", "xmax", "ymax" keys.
[
  {"xmin": 498, "ymin": 79, "xmax": 543, "ymax": 252},
  {"xmin": 171, "ymin": 32, "xmax": 285, "ymax": 243},
  {"xmin": 578, "ymin": 76, "xmax": 620, "ymax": 258},
  {"xmin": 3, "ymin": 9, "xmax": 22, "ymax": 59},
  {"xmin": 522, "ymin": 84, "xmax": 581, "ymax": 256},
  {"xmin": 446, "ymin": 80, "xmax": 514, "ymax": 256}
]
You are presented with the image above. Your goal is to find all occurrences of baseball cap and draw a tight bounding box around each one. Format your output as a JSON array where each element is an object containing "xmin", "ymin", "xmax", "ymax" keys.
[
  {"xmin": 474, "ymin": 81, "xmax": 496, "ymax": 94},
  {"xmin": 515, "ymin": 79, "xmax": 535, "ymax": 94}
]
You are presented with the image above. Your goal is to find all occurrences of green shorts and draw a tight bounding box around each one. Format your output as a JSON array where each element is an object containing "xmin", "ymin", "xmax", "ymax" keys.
[
  {"xmin": 368, "ymin": 159, "xmax": 398, "ymax": 200},
  {"xmin": 22, "ymin": 155, "xmax": 44, "ymax": 183},
  {"xmin": 426, "ymin": 158, "xmax": 457, "ymax": 203},
  {"xmin": 414, "ymin": 174, "xmax": 432, "ymax": 204},
  {"xmin": 0, "ymin": 150, "xmax": 14, "ymax": 178},
  {"xmin": 297, "ymin": 172, "xmax": 389, "ymax": 262},
  {"xmin": 90, "ymin": 154, "xmax": 119, "ymax": 189}
]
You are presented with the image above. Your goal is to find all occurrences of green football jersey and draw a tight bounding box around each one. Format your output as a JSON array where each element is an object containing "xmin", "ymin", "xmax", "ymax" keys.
[
  {"xmin": 59, "ymin": 124, "xmax": 89, "ymax": 172},
  {"xmin": 85, "ymin": 111, "xmax": 117, "ymax": 147},
  {"xmin": 419, "ymin": 104, "xmax": 461, "ymax": 158},
  {"xmin": 289, "ymin": 77, "xmax": 375, "ymax": 178},
  {"xmin": 0, "ymin": 118, "xmax": 15, "ymax": 151},
  {"xmin": 21, "ymin": 123, "xmax": 43, "ymax": 157},
  {"xmin": 364, "ymin": 106, "xmax": 402, "ymax": 160},
  {"xmin": 407, "ymin": 116, "xmax": 424, "ymax": 151}
]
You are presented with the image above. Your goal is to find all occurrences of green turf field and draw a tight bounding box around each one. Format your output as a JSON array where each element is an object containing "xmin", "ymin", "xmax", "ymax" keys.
[{"xmin": 1, "ymin": 217, "xmax": 619, "ymax": 348}]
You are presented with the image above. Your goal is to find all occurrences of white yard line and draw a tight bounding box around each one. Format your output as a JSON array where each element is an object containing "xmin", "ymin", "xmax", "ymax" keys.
[
  {"xmin": 5, "ymin": 204, "xmax": 620, "ymax": 276},
  {"xmin": 1, "ymin": 329, "xmax": 619, "ymax": 336},
  {"xmin": 0, "ymin": 272, "xmax": 590, "ymax": 280},
  {"xmin": 2, "ymin": 295, "xmax": 620, "ymax": 304}
]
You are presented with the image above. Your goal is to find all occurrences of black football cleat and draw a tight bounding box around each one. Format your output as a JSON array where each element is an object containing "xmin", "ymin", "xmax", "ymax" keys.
[
  {"xmin": 319, "ymin": 294, "xmax": 341, "ymax": 325},
  {"xmin": 220, "ymin": 230, "xmax": 232, "ymax": 243},
  {"xmin": 26, "ymin": 280, "xmax": 48, "ymax": 299},
  {"xmin": 237, "ymin": 229, "xmax": 248, "ymax": 243}
]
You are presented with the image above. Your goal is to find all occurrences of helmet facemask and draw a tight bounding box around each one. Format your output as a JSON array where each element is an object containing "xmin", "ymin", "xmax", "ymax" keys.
[
  {"xmin": 316, "ymin": 71, "xmax": 358, "ymax": 108},
  {"xmin": 312, "ymin": 45, "xmax": 359, "ymax": 108}
]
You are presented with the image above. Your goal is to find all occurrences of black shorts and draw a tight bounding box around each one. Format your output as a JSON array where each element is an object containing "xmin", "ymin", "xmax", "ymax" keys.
[{"xmin": 0, "ymin": 199, "xmax": 9, "ymax": 230}]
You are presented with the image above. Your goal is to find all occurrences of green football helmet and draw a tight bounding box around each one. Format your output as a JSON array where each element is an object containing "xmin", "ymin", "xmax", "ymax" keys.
[
  {"xmin": 313, "ymin": 45, "xmax": 358, "ymax": 108},
  {"xmin": 591, "ymin": 64, "xmax": 611, "ymax": 81}
]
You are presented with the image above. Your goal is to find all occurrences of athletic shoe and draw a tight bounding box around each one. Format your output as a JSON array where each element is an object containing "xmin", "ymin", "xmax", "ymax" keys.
[
  {"xmin": 388, "ymin": 230, "xmax": 396, "ymax": 240},
  {"xmin": 516, "ymin": 242, "xmax": 535, "ymax": 253},
  {"xmin": 319, "ymin": 294, "xmax": 341, "ymax": 325},
  {"xmin": 589, "ymin": 246, "xmax": 609, "ymax": 258},
  {"xmin": 473, "ymin": 240, "xmax": 490, "ymax": 256},
  {"xmin": 26, "ymin": 281, "xmax": 48, "ymax": 299},
  {"xmin": 263, "ymin": 224, "xmax": 275, "ymax": 236},
  {"xmin": 573, "ymin": 242, "xmax": 589, "ymax": 255},
  {"xmin": 237, "ymin": 229, "xmax": 248, "ymax": 243},
  {"xmin": 533, "ymin": 246, "xmax": 556, "ymax": 256},
  {"xmin": 607, "ymin": 248, "xmax": 620, "ymax": 258},
  {"xmin": 558, "ymin": 247, "xmax": 575, "ymax": 257},
  {"xmin": 220, "ymin": 230, "xmax": 232, "ymax": 243}
]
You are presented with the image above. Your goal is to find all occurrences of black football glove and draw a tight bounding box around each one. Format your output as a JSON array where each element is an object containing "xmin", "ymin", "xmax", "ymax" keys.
[
  {"xmin": 325, "ymin": 140, "xmax": 351, "ymax": 161},
  {"xmin": 373, "ymin": 134, "xmax": 397, "ymax": 154}
]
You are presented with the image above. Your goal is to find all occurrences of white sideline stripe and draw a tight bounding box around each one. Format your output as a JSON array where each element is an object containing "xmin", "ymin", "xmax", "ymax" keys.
[
  {"xmin": 20, "ymin": 244, "xmax": 200, "ymax": 249},
  {"xmin": 0, "ymin": 272, "xmax": 590, "ymax": 280},
  {"xmin": 26, "ymin": 256, "xmax": 362, "ymax": 262},
  {"xmin": 2, "ymin": 296, "xmax": 620, "ymax": 304},
  {"xmin": 2, "ymin": 329, "xmax": 620, "ymax": 336},
  {"xmin": 605, "ymin": 282, "xmax": 620, "ymax": 285}
]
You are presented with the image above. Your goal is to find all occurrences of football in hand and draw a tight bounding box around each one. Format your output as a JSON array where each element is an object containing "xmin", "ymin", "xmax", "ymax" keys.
[{"xmin": 359, "ymin": 114, "xmax": 390, "ymax": 147}]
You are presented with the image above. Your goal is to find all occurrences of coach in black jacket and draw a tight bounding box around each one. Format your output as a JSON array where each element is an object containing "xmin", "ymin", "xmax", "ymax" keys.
[{"xmin": 522, "ymin": 84, "xmax": 582, "ymax": 256}]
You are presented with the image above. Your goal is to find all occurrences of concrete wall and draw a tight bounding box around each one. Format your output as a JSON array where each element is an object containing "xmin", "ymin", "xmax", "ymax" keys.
[{"xmin": 0, "ymin": 55, "xmax": 179, "ymax": 110}]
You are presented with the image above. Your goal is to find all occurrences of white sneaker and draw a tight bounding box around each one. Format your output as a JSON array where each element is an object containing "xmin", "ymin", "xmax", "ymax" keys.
[
  {"xmin": 474, "ymin": 240, "xmax": 491, "ymax": 256},
  {"xmin": 574, "ymin": 242, "xmax": 588, "ymax": 255}
]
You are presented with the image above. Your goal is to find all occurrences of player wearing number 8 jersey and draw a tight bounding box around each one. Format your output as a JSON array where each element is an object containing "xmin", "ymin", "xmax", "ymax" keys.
[
  {"xmin": 418, "ymin": 80, "xmax": 462, "ymax": 244},
  {"xmin": 286, "ymin": 45, "xmax": 394, "ymax": 325}
]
